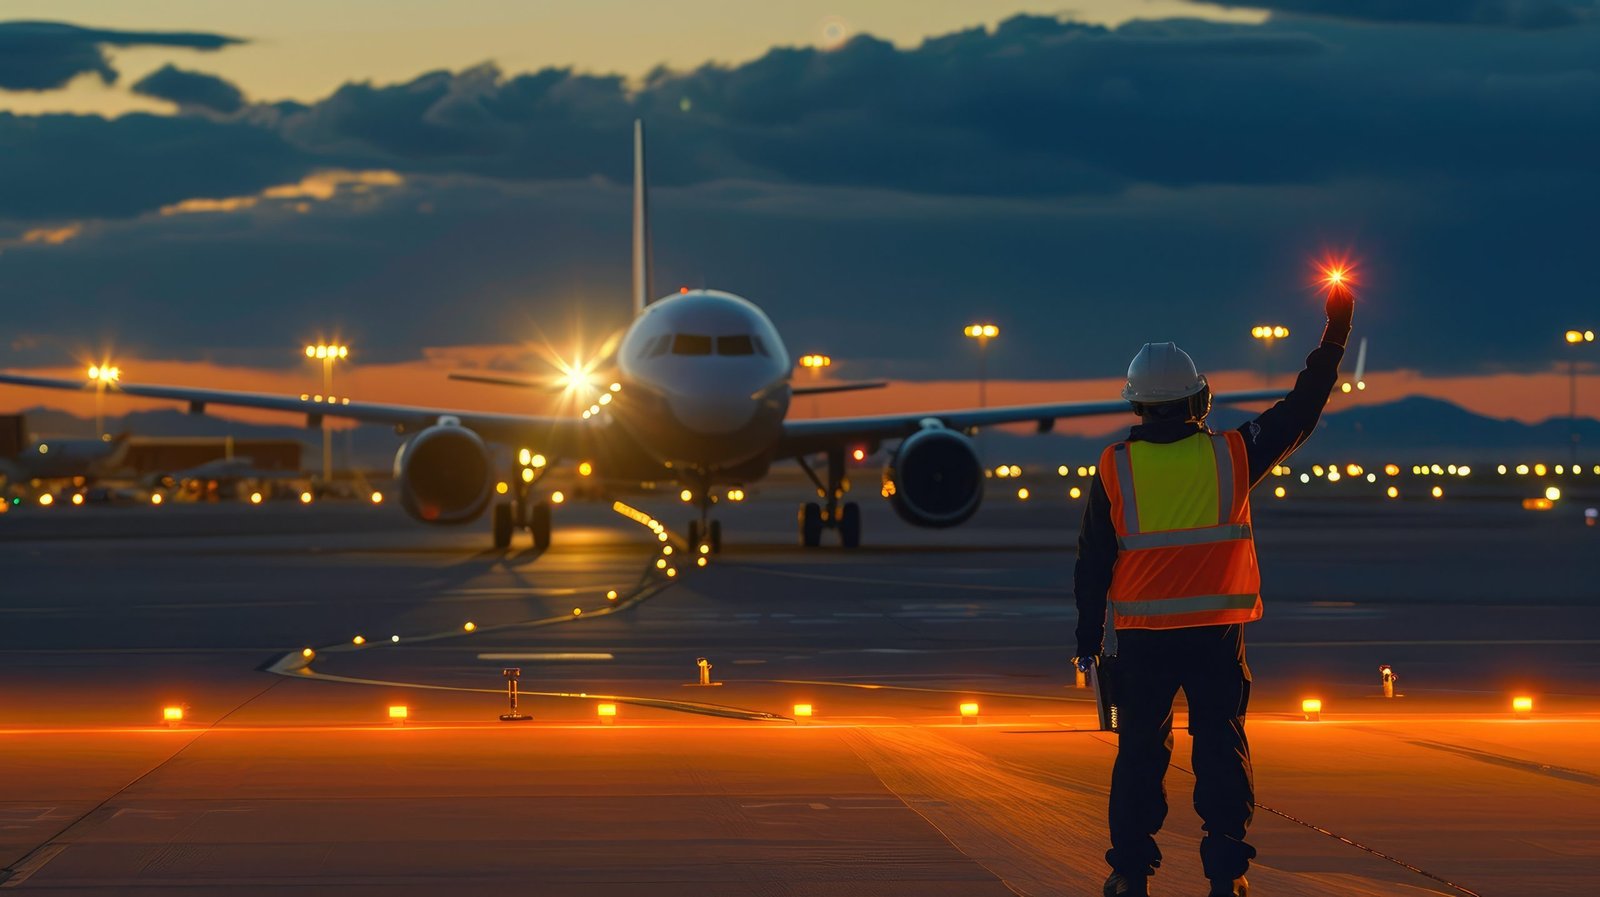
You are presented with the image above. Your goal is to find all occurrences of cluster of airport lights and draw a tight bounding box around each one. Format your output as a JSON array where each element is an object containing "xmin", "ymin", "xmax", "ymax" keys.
[{"xmin": 580, "ymin": 382, "xmax": 623, "ymax": 420}]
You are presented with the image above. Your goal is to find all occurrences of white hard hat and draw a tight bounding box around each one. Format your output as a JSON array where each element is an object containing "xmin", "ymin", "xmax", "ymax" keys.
[{"xmin": 1121, "ymin": 342, "xmax": 1208, "ymax": 403}]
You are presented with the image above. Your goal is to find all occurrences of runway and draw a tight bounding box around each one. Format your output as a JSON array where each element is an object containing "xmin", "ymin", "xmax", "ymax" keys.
[{"xmin": 1, "ymin": 492, "xmax": 1596, "ymax": 894}]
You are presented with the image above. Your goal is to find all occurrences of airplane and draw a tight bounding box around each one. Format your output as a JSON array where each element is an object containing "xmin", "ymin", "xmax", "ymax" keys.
[
  {"xmin": 0, "ymin": 121, "xmax": 1282, "ymax": 550},
  {"xmin": 0, "ymin": 429, "xmax": 131, "ymax": 488}
]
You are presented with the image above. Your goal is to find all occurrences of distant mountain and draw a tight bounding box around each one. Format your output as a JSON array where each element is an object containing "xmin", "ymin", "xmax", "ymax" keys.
[{"xmin": 12, "ymin": 396, "xmax": 1600, "ymax": 471}]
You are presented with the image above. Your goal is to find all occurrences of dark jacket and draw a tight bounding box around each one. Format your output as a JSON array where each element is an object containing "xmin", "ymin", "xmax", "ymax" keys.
[{"xmin": 1073, "ymin": 342, "xmax": 1346, "ymax": 658}]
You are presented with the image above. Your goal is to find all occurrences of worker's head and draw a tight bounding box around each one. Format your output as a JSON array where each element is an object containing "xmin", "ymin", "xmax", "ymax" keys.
[{"xmin": 1121, "ymin": 342, "xmax": 1211, "ymax": 423}]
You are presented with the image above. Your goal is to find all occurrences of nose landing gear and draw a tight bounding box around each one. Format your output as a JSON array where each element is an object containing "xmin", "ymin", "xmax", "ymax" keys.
[
  {"xmin": 796, "ymin": 448, "xmax": 860, "ymax": 548},
  {"xmin": 686, "ymin": 481, "xmax": 723, "ymax": 554},
  {"xmin": 493, "ymin": 483, "xmax": 552, "ymax": 550}
]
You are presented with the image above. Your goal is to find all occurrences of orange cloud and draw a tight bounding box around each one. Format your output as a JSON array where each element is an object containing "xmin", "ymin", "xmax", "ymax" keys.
[{"xmin": 159, "ymin": 169, "xmax": 404, "ymax": 216}]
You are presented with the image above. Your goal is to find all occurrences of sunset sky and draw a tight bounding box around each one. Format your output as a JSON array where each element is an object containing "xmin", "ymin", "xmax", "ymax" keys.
[{"xmin": 2, "ymin": 1, "xmax": 1597, "ymax": 429}]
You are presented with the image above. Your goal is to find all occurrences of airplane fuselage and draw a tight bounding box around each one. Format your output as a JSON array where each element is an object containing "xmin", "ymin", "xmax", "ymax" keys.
[{"xmin": 610, "ymin": 290, "xmax": 792, "ymax": 478}]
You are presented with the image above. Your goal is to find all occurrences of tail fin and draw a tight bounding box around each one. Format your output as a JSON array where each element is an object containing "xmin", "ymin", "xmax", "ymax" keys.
[
  {"xmin": 632, "ymin": 119, "xmax": 654, "ymax": 314},
  {"xmin": 1353, "ymin": 336, "xmax": 1368, "ymax": 385}
]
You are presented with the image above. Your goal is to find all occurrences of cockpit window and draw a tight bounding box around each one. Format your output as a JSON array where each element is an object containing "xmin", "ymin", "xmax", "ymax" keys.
[
  {"xmin": 717, "ymin": 335, "xmax": 755, "ymax": 356},
  {"xmin": 646, "ymin": 333, "xmax": 672, "ymax": 357},
  {"xmin": 750, "ymin": 335, "xmax": 770, "ymax": 357},
  {"xmin": 671, "ymin": 334, "xmax": 713, "ymax": 355}
]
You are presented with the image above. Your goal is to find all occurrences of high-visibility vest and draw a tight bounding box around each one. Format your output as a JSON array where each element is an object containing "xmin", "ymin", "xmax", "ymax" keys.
[{"xmin": 1098, "ymin": 429, "xmax": 1263, "ymax": 630}]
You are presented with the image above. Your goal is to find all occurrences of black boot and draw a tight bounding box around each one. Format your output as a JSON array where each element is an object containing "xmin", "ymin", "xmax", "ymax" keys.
[
  {"xmin": 1207, "ymin": 876, "xmax": 1247, "ymax": 896},
  {"xmin": 1103, "ymin": 871, "xmax": 1150, "ymax": 896}
]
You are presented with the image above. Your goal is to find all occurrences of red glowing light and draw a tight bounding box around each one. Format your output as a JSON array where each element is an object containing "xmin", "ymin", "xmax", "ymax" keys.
[{"xmin": 1316, "ymin": 254, "xmax": 1358, "ymax": 292}]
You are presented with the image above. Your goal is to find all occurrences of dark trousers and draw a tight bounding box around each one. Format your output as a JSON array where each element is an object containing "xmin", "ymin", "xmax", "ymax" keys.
[{"xmin": 1106, "ymin": 623, "xmax": 1256, "ymax": 881}]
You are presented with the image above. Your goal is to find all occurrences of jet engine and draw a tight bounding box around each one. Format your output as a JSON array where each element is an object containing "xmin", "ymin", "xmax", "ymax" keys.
[
  {"xmin": 882, "ymin": 424, "xmax": 983, "ymax": 528},
  {"xmin": 394, "ymin": 423, "xmax": 492, "ymax": 524}
]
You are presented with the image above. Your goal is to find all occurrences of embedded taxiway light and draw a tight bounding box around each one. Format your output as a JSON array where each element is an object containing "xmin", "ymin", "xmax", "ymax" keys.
[
  {"xmin": 496, "ymin": 481, "xmax": 509, "ymax": 495},
  {"xmin": 71, "ymin": 493, "xmax": 84, "ymax": 506},
  {"xmin": 656, "ymin": 558, "xmax": 668, "ymax": 569},
  {"xmin": 1534, "ymin": 463, "xmax": 1548, "ymax": 476},
  {"xmin": 370, "ymin": 491, "xmax": 384, "ymax": 504},
  {"xmin": 680, "ymin": 489, "xmax": 693, "ymax": 502},
  {"xmin": 1017, "ymin": 487, "xmax": 1030, "ymax": 500},
  {"xmin": 163, "ymin": 706, "xmax": 184, "ymax": 725},
  {"xmin": 300, "ymin": 491, "xmax": 313, "ymax": 504},
  {"xmin": 572, "ymin": 607, "xmax": 583, "ymax": 616},
  {"xmin": 1069, "ymin": 486, "xmax": 1082, "ymax": 499},
  {"xmin": 301, "ymin": 647, "xmax": 315, "ymax": 659},
  {"xmin": 1431, "ymin": 486, "xmax": 1444, "ymax": 499},
  {"xmin": 1545, "ymin": 486, "xmax": 1562, "ymax": 502},
  {"xmin": 597, "ymin": 703, "xmax": 617, "ymax": 723},
  {"xmin": 666, "ymin": 567, "xmax": 678, "ymax": 578},
  {"xmin": 521, "ymin": 468, "xmax": 535, "ymax": 484},
  {"xmin": 249, "ymin": 492, "xmax": 263, "ymax": 504},
  {"xmin": 390, "ymin": 635, "xmax": 400, "ymax": 643},
  {"xmin": 151, "ymin": 493, "xmax": 164, "ymax": 505},
  {"xmin": 463, "ymin": 621, "xmax": 477, "ymax": 632},
  {"xmin": 388, "ymin": 705, "xmax": 408, "ymax": 724},
  {"xmin": 794, "ymin": 704, "xmax": 813, "ymax": 719},
  {"xmin": 578, "ymin": 461, "xmax": 594, "ymax": 476},
  {"xmin": 606, "ymin": 590, "xmax": 619, "ymax": 601},
  {"xmin": 698, "ymin": 544, "xmax": 710, "ymax": 555},
  {"xmin": 959, "ymin": 702, "xmax": 980, "ymax": 722},
  {"xmin": 353, "ymin": 635, "xmax": 366, "ymax": 645},
  {"xmin": 662, "ymin": 545, "xmax": 673, "ymax": 556},
  {"xmin": 1273, "ymin": 486, "xmax": 1286, "ymax": 499},
  {"xmin": 657, "ymin": 531, "xmax": 668, "ymax": 542},
  {"xmin": 696, "ymin": 556, "xmax": 707, "ymax": 567},
  {"xmin": 1301, "ymin": 698, "xmax": 1322, "ymax": 721},
  {"xmin": 1512, "ymin": 695, "xmax": 1534, "ymax": 717},
  {"xmin": 551, "ymin": 491, "xmax": 566, "ymax": 504},
  {"xmin": 1386, "ymin": 486, "xmax": 1399, "ymax": 499}
]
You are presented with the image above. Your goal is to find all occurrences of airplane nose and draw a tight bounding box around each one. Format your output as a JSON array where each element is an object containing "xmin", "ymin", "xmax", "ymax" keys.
[{"xmin": 668, "ymin": 392, "xmax": 759, "ymax": 435}]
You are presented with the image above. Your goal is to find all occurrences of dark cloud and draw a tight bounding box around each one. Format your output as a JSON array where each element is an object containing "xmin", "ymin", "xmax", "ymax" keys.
[
  {"xmin": 1195, "ymin": 1, "xmax": 1598, "ymax": 28},
  {"xmin": 0, "ymin": 21, "xmax": 241, "ymax": 92},
  {"xmin": 131, "ymin": 64, "xmax": 245, "ymax": 114},
  {"xmin": 0, "ymin": 14, "xmax": 1597, "ymax": 377}
]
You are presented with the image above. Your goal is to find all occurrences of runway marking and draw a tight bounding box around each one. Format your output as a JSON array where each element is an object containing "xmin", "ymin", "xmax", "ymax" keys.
[
  {"xmin": 722, "ymin": 564, "xmax": 1057, "ymax": 593},
  {"xmin": 769, "ymin": 679, "xmax": 1094, "ymax": 705},
  {"xmin": 476, "ymin": 652, "xmax": 615, "ymax": 661},
  {"xmin": 0, "ymin": 844, "xmax": 66, "ymax": 889}
]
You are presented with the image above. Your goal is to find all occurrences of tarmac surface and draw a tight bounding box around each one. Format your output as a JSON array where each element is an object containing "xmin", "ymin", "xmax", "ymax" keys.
[{"xmin": 1, "ymin": 489, "xmax": 1597, "ymax": 895}]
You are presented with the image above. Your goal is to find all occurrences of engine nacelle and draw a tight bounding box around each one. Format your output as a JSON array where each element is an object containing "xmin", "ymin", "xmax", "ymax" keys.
[
  {"xmin": 882, "ymin": 424, "xmax": 983, "ymax": 528},
  {"xmin": 394, "ymin": 424, "xmax": 492, "ymax": 525}
]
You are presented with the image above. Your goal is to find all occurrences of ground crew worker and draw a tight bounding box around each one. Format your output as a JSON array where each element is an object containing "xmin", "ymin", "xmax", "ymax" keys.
[{"xmin": 1075, "ymin": 282, "xmax": 1354, "ymax": 897}]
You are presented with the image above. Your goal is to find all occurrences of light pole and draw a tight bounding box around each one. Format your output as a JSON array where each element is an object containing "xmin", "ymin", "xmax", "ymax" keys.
[
  {"xmin": 86, "ymin": 364, "xmax": 121, "ymax": 439},
  {"xmin": 798, "ymin": 354, "xmax": 831, "ymax": 417},
  {"xmin": 962, "ymin": 324, "xmax": 999, "ymax": 408},
  {"xmin": 304, "ymin": 343, "xmax": 349, "ymax": 485},
  {"xmin": 1250, "ymin": 325, "xmax": 1288, "ymax": 387},
  {"xmin": 1564, "ymin": 329, "xmax": 1594, "ymax": 466}
]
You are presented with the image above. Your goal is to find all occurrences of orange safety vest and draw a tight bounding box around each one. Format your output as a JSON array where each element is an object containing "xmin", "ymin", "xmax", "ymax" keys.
[{"xmin": 1098, "ymin": 430, "xmax": 1263, "ymax": 630}]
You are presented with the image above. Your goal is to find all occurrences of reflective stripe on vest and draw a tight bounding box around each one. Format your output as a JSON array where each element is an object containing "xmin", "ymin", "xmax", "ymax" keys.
[{"xmin": 1099, "ymin": 430, "xmax": 1262, "ymax": 630}]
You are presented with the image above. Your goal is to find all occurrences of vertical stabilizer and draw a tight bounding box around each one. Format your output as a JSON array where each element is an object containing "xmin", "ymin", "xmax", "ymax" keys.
[
  {"xmin": 632, "ymin": 119, "xmax": 654, "ymax": 314},
  {"xmin": 1353, "ymin": 336, "xmax": 1368, "ymax": 383}
]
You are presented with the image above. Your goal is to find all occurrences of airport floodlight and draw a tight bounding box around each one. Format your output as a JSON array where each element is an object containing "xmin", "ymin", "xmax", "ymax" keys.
[
  {"xmin": 1250, "ymin": 325, "xmax": 1289, "ymax": 341},
  {"xmin": 463, "ymin": 621, "xmax": 477, "ymax": 632},
  {"xmin": 1301, "ymin": 698, "xmax": 1322, "ymax": 721},
  {"xmin": 353, "ymin": 635, "xmax": 366, "ymax": 645}
]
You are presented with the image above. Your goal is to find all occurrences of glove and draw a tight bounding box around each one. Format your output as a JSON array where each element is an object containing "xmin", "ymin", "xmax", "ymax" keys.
[
  {"xmin": 1322, "ymin": 282, "xmax": 1354, "ymax": 348},
  {"xmin": 1074, "ymin": 655, "xmax": 1096, "ymax": 674}
]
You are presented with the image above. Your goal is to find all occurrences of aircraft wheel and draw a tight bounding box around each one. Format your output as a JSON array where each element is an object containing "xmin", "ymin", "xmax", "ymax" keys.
[
  {"xmin": 799, "ymin": 502, "xmax": 823, "ymax": 548},
  {"xmin": 687, "ymin": 519, "xmax": 701, "ymax": 548},
  {"xmin": 492, "ymin": 502, "xmax": 513, "ymax": 549},
  {"xmin": 530, "ymin": 501, "xmax": 552, "ymax": 550},
  {"xmin": 839, "ymin": 502, "xmax": 861, "ymax": 549},
  {"xmin": 709, "ymin": 519, "xmax": 723, "ymax": 554}
]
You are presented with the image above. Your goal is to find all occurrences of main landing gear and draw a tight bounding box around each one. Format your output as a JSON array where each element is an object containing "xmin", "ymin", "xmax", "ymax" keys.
[
  {"xmin": 796, "ymin": 448, "xmax": 860, "ymax": 549},
  {"xmin": 493, "ymin": 493, "xmax": 551, "ymax": 550}
]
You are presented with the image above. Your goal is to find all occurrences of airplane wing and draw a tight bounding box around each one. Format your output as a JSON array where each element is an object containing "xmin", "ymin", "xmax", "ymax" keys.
[
  {"xmin": 0, "ymin": 372, "xmax": 585, "ymax": 454},
  {"xmin": 775, "ymin": 388, "xmax": 1284, "ymax": 457},
  {"xmin": 790, "ymin": 380, "xmax": 888, "ymax": 397}
]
